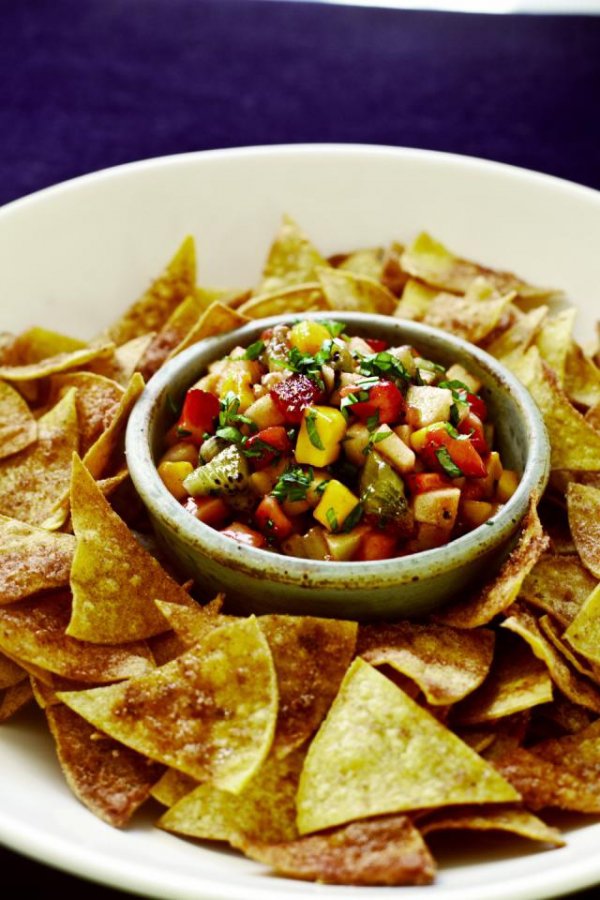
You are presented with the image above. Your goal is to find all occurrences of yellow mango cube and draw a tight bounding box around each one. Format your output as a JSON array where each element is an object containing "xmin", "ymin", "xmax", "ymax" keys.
[
  {"xmin": 314, "ymin": 479, "xmax": 360, "ymax": 532},
  {"xmin": 496, "ymin": 469, "xmax": 519, "ymax": 502},
  {"xmin": 289, "ymin": 320, "xmax": 332, "ymax": 354},
  {"xmin": 296, "ymin": 406, "xmax": 347, "ymax": 467},
  {"xmin": 158, "ymin": 461, "xmax": 194, "ymax": 500}
]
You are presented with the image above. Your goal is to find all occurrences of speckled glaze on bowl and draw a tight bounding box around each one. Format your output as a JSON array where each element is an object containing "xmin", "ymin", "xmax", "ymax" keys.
[{"xmin": 126, "ymin": 311, "xmax": 549, "ymax": 619}]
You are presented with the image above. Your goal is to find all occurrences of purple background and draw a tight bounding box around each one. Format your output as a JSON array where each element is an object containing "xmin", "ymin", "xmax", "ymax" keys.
[{"xmin": 1, "ymin": 0, "xmax": 599, "ymax": 897}]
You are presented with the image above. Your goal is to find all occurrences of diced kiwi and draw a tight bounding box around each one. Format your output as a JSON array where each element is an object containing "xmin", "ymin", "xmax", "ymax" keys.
[
  {"xmin": 183, "ymin": 445, "xmax": 250, "ymax": 497},
  {"xmin": 360, "ymin": 451, "xmax": 413, "ymax": 534}
]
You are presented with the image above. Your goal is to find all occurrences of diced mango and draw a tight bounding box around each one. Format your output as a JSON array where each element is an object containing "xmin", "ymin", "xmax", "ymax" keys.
[
  {"xmin": 244, "ymin": 393, "xmax": 286, "ymax": 429},
  {"xmin": 324, "ymin": 526, "xmax": 368, "ymax": 561},
  {"xmin": 289, "ymin": 320, "xmax": 332, "ymax": 354},
  {"xmin": 158, "ymin": 441, "xmax": 198, "ymax": 466},
  {"xmin": 296, "ymin": 406, "xmax": 347, "ymax": 467},
  {"xmin": 158, "ymin": 461, "xmax": 194, "ymax": 500},
  {"xmin": 496, "ymin": 469, "xmax": 519, "ymax": 502},
  {"xmin": 372, "ymin": 425, "xmax": 416, "ymax": 473},
  {"xmin": 342, "ymin": 422, "xmax": 370, "ymax": 467},
  {"xmin": 314, "ymin": 479, "xmax": 360, "ymax": 532},
  {"xmin": 409, "ymin": 422, "xmax": 446, "ymax": 452},
  {"xmin": 461, "ymin": 499, "xmax": 494, "ymax": 527},
  {"xmin": 413, "ymin": 487, "xmax": 461, "ymax": 528}
]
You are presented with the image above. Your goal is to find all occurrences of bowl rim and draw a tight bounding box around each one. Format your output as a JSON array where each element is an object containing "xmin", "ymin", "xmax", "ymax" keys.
[{"xmin": 126, "ymin": 310, "xmax": 550, "ymax": 588}]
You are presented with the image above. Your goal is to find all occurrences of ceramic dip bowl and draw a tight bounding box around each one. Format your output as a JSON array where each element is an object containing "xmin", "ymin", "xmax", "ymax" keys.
[{"xmin": 126, "ymin": 311, "xmax": 550, "ymax": 619}]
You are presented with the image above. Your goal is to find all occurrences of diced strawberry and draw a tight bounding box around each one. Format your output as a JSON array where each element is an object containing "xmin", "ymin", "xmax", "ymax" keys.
[
  {"xmin": 270, "ymin": 374, "xmax": 324, "ymax": 424},
  {"xmin": 254, "ymin": 495, "xmax": 294, "ymax": 540},
  {"xmin": 356, "ymin": 529, "xmax": 398, "ymax": 561},
  {"xmin": 405, "ymin": 472, "xmax": 453, "ymax": 494},
  {"xmin": 458, "ymin": 412, "xmax": 488, "ymax": 455},
  {"xmin": 467, "ymin": 392, "xmax": 488, "ymax": 422},
  {"xmin": 420, "ymin": 427, "xmax": 487, "ymax": 479},
  {"xmin": 183, "ymin": 496, "xmax": 230, "ymax": 528},
  {"xmin": 349, "ymin": 380, "xmax": 404, "ymax": 426},
  {"xmin": 244, "ymin": 426, "xmax": 292, "ymax": 469},
  {"xmin": 176, "ymin": 389, "xmax": 220, "ymax": 445},
  {"xmin": 364, "ymin": 338, "xmax": 389, "ymax": 353},
  {"xmin": 220, "ymin": 521, "xmax": 267, "ymax": 548}
]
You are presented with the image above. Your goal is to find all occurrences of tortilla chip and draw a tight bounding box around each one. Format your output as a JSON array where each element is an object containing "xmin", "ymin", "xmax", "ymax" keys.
[
  {"xmin": 436, "ymin": 500, "xmax": 549, "ymax": 628},
  {"xmin": 586, "ymin": 400, "xmax": 600, "ymax": 431},
  {"xmin": 153, "ymin": 595, "xmax": 229, "ymax": 645},
  {"xmin": 422, "ymin": 286, "xmax": 514, "ymax": 344},
  {"xmin": 317, "ymin": 268, "xmax": 397, "ymax": 315},
  {"xmin": 237, "ymin": 284, "xmax": 328, "ymax": 319},
  {"xmin": 400, "ymin": 232, "xmax": 549, "ymax": 299},
  {"xmin": 167, "ymin": 301, "xmax": 249, "ymax": 358},
  {"xmin": 158, "ymin": 748, "xmax": 304, "ymax": 845},
  {"xmin": 0, "ymin": 342, "xmax": 114, "ymax": 382},
  {"xmin": 380, "ymin": 241, "xmax": 409, "ymax": 296},
  {"xmin": 151, "ymin": 767, "xmax": 196, "ymax": 807},
  {"xmin": 82, "ymin": 372, "xmax": 144, "ymax": 479},
  {"xmin": 259, "ymin": 616, "xmax": 358, "ymax": 757},
  {"xmin": 137, "ymin": 291, "xmax": 209, "ymax": 378},
  {"xmin": 0, "ymin": 387, "xmax": 78, "ymax": 527},
  {"xmin": 534, "ymin": 308, "xmax": 577, "ymax": 385},
  {"xmin": 0, "ymin": 591, "xmax": 154, "ymax": 682},
  {"xmin": 357, "ymin": 621, "xmax": 494, "ymax": 705},
  {"xmin": 296, "ymin": 658, "xmax": 519, "ymax": 835},
  {"xmin": 47, "ymin": 372, "xmax": 124, "ymax": 456},
  {"xmin": 564, "ymin": 342, "xmax": 600, "ymax": 409},
  {"xmin": 502, "ymin": 602, "xmax": 600, "ymax": 714},
  {"xmin": 507, "ymin": 347, "xmax": 600, "ymax": 470},
  {"xmin": 454, "ymin": 632, "xmax": 553, "ymax": 725},
  {"xmin": 491, "ymin": 745, "xmax": 600, "ymax": 813},
  {"xmin": 46, "ymin": 703, "xmax": 163, "ymax": 827},
  {"xmin": 57, "ymin": 617, "xmax": 278, "ymax": 792},
  {"xmin": 255, "ymin": 215, "xmax": 328, "ymax": 295},
  {"xmin": 68, "ymin": 455, "xmax": 192, "ymax": 643},
  {"xmin": 564, "ymin": 583, "xmax": 600, "ymax": 667},
  {"xmin": 485, "ymin": 306, "xmax": 548, "ymax": 360},
  {"xmin": 106, "ymin": 236, "xmax": 196, "ymax": 346},
  {"xmin": 567, "ymin": 482, "xmax": 600, "ymax": 578},
  {"xmin": 0, "ymin": 514, "xmax": 75, "ymax": 604},
  {"xmin": 0, "ymin": 379, "xmax": 37, "ymax": 459},
  {"xmin": 519, "ymin": 552, "xmax": 596, "ymax": 628},
  {"xmin": 338, "ymin": 247, "xmax": 385, "ymax": 281},
  {"xmin": 13, "ymin": 326, "xmax": 87, "ymax": 363},
  {"xmin": 240, "ymin": 814, "xmax": 436, "ymax": 886},
  {"xmin": 0, "ymin": 679, "xmax": 33, "ymax": 722},
  {"xmin": 0, "ymin": 650, "xmax": 27, "ymax": 689},
  {"xmin": 540, "ymin": 614, "xmax": 600, "ymax": 684},
  {"xmin": 394, "ymin": 279, "xmax": 438, "ymax": 321},
  {"xmin": 534, "ymin": 718, "xmax": 600, "ymax": 776},
  {"xmin": 90, "ymin": 333, "xmax": 155, "ymax": 386},
  {"xmin": 420, "ymin": 805, "xmax": 563, "ymax": 846},
  {"xmin": 534, "ymin": 694, "xmax": 595, "ymax": 737}
]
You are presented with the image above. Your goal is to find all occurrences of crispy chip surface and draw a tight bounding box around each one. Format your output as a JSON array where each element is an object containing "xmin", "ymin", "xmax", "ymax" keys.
[
  {"xmin": 519, "ymin": 552, "xmax": 597, "ymax": 627},
  {"xmin": 57, "ymin": 617, "xmax": 278, "ymax": 792},
  {"xmin": 0, "ymin": 379, "xmax": 37, "ymax": 459},
  {"xmin": 296, "ymin": 658, "xmax": 519, "ymax": 834},
  {"xmin": 0, "ymin": 679, "xmax": 33, "ymax": 722},
  {"xmin": 255, "ymin": 215, "xmax": 328, "ymax": 295},
  {"xmin": 420, "ymin": 805, "xmax": 563, "ymax": 846},
  {"xmin": 0, "ymin": 514, "xmax": 75, "ymax": 605},
  {"xmin": 317, "ymin": 268, "xmax": 397, "ymax": 315},
  {"xmin": 47, "ymin": 372, "xmax": 124, "ymax": 456},
  {"xmin": 564, "ymin": 583, "xmax": 600, "ymax": 667},
  {"xmin": 0, "ymin": 343, "xmax": 114, "ymax": 382},
  {"xmin": 567, "ymin": 482, "xmax": 600, "ymax": 578}
]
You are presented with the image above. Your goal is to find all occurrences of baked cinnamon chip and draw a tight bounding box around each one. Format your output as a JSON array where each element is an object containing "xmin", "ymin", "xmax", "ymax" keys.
[
  {"xmin": 0, "ymin": 514, "xmax": 75, "ymax": 605},
  {"xmin": 254, "ymin": 214, "xmax": 328, "ymax": 296},
  {"xmin": 0, "ymin": 379, "xmax": 36, "ymax": 459},
  {"xmin": 564, "ymin": 342, "xmax": 600, "ymax": 409},
  {"xmin": 563, "ymin": 583, "xmax": 600, "ymax": 668},
  {"xmin": 318, "ymin": 268, "xmax": 397, "ymax": 315},
  {"xmin": 567, "ymin": 482, "xmax": 600, "ymax": 578},
  {"xmin": 237, "ymin": 284, "xmax": 327, "ymax": 319},
  {"xmin": 167, "ymin": 301, "xmax": 249, "ymax": 358},
  {"xmin": 0, "ymin": 679, "xmax": 33, "ymax": 722},
  {"xmin": 519, "ymin": 552, "xmax": 597, "ymax": 628},
  {"xmin": 492, "ymin": 745, "xmax": 600, "ymax": 813},
  {"xmin": 0, "ymin": 591, "xmax": 154, "ymax": 683},
  {"xmin": 0, "ymin": 650, "xmax": 27, "ymax": 689},
  {"xmin": 240, "ymin": 815, "xmax": 435, "ymax": 886},
  {"xmin": 420, "ymin": 805, "xmax": 563, "ymax": 847},
  {"xmin": 0, "ymin": 342, "xmax": 114, "ymax": 382},
  {"xmin": 422, "ymin": 286, "xmax": 514, "ymax": 344},
  {"xmin": 46, "ymin": 703, "xmax": 163, "ymax": 827},
  {"xmin": 47, "ymin": 372, "xmax": 124, "ymax": 456}
]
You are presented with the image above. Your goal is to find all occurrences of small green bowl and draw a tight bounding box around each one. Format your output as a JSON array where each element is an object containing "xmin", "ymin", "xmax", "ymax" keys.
[{"xmin": 125, "ymin": 311, "xmax": 549, "ymax": 620}]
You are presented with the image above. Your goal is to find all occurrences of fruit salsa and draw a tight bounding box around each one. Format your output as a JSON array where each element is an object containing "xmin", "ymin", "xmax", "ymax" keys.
[{"xmin": 158, "ymin": 319, "xmax": 520, "ymax": 560}]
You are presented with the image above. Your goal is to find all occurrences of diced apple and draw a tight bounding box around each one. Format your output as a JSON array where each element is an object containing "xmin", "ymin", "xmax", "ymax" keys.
[
  {"xmin": 373, "ymin": 425, "xmax": 416, "ymax": 473},
  {"xmin": 343, "ymin": 422, "xmax": 371, "ymax": 467},
  {"xmin": 413, "ymin": 487, "xmax": 461, "ymax": 528},
  {"xmin": 445, "ymin": 363, "xmax": 482, "ymax": 394},
  {"xmin": 406, "ymin": 385, "xmax": 453, "ymax": 428},
  {"xmin": 324, "ymin": 526, "xmax": 368, "ymax": 561},
  {"xmin": 245, "ymin": 393, "xmax": 286, "ymax": 429}
]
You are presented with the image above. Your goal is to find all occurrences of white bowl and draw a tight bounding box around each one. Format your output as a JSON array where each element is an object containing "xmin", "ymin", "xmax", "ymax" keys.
[{"xmin": 1, "ymin": 145, "xmax": 599, "ymax": 900}]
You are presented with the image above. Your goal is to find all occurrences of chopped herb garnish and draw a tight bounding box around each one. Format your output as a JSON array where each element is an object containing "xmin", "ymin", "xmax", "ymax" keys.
[
  {"xmin": 416, "ymin": 358, "xmax": 446, "ymax": 375},
  {"xmin": 438, "ymin": 379, "xmax": 471, "ymax": 395},
  {"xmin": 243, "ymin": 340, "xmax": 265, "ymax": 361},
  {"xmin": 176, "ymin": 427, "xmax": 192, "ymax": 438},
  {"xmin": 240, "ymin": 437, "xmax": 274, "ymax": 458},
  {"xmin": 215, "ymin": 425, "xmax": 244, "ymax": 444},
  {"xmin": 321, "ymin": 320, "xmax": 346, "ymax": 339},
  {"xmin": 363, "ymin": 429, "xmax": 390, "ymax": 455},
  {"xmin": 365, "ymin": 411, "xmax": 380, "ymax": 432},
  {"xmin": 272, "ymin": 466, "xmax": 314, "ymax": 503},
  {"xmin": 342, "ymin": 502, "xmax": 363, "ymax": 533},
  {"xmin": 326, "ymin": 507, "xmax": 339, "ymax": 532},
  {"xmin": 219, "ymin": 392, "xmax": 254, "ymax": 429},
  {"xmin": 359, "ymin": 351, "xmax": 410, "ymax": 386},
  {"xmin": 305, "ymin": 411, "xmax": 325, "ymax": 450},
  {"xmin": 435, "ymin": 446, "xmax": 463, "ymax": 478},
  {"xmin": 315, "ymin": 478, "xmax": 331, "ymax": 496}
]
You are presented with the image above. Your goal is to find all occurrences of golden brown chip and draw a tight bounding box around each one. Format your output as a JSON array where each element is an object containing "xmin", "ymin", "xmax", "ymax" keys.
[
  {"xmin": 586, "ymin": 400, "xmax": 600, "ymax": 431},
  {"xmin": 422, "ymin": 286, "xmax": 514, "ymax": 344},
  {"xmin": 454, "ymin": 632, "xmax": 553, "ymax": 725},
  {"xmin": 237, "ymin": 284, "xmax": 328, "ymax": 319},
  {"xmin": 167, "ymin": 301, "xmax": 249, "ymax": 358},
  {"xmin": 137, "ymin": 292, "xmax": 207, "ymax": 378},
  {"xmin": 12, "ymin": 326, "xmax": 87, "ymax": 362},
  {"xmin": 0, "ymin": 379, "xmax": 37, "ymax": 459},
  {"xmin": 0, "ymin": 650, "xmax": 27, "ymax": 689},
  {"xmin": 317, "ymin": 268, "xmax": 397, "ymax": 315},
  {"xmin": 357, "ymin": 621, "xmax": 494, "ymax": 705},
  {"xmin": 534, "ymin": 308, "xmax": 577, "ymax": 385},
  {"xmin": 90, "ymin": 332, "xmax": 155, "ymax": 386},
  {"xmin": 502, "ymin": 602, "xmax": 600, "ymax": 714},
  {"xmin": 254, "ymin": 215, "xmax": 328, "ymax": 295},
  {"xmin": 153, "ymin": 594, "xmax": 229, "ymax": 645},
  {"xmin": 337, "ymin": 247, "xmax": 385, "ymax": 281},
  {"xmin": 0, "ymin": 514, "xmax": 75, "ymax": 604},
  {"xmin": 158, "ymin": 748, "xmax": 304, "ymax": 845},
  {"xmin": 519, "ymin": 552, "xmax": 597, "ymax": 627},
  {"xmin": 540, "ymin": 614, "xmax": 600, "ymax": 684},
  {"xmin": 46, "ymin": 703, "xmax": 163, "ymax": 827},
  {"xmin": 485, "ymin": 306, "xmax": 548, "ymax": 361},
  {"xmin": 564, "ymin": 342, "xmax": 600, "ymax": 409},
  {"xmin": 567, "ymin": 482, "xmax": 600, "ymax": 578},
  {"xmin": 240, "ymin": 814, "xmax": 436, "ymax": 886},
  {"xmin": 564, "ymin": 583, "xmax": 600, "ymax": 668},
  {"xmin": 47, "ymin": 372, "xmax": 124, "ymax": 456},
  {"xmin": 150, "ymin": 767, "xmax": 197, "ymax": 807},
  {"xmin": 0, "ymin": 387, "xmax": 78, "ymax": 528},
  {"xmin": 436, "ymin": 500, "xmax": 549, "ymax": 628},
  {"xmin": 68, "ymin": 455, "xmax": 192, "ymax": 643},
  {"xmin": 0, "ymin": 343, "xmax": 114, "ymax": 382},
  {"xmin": 57, "ymin": 617, "xmax": 278, "ymax": 792},
  {"xmin": 82, "ymin": 372, "xmax": 145, "ymax": 479},
  {"xmin": 0, "ymin": 679, "xmax": 33, "ymax": 722},
  {"xmin": 533, "ymin": 719, "xmax": 600, "ymax": 777},
  {"xmin": 105, "ymin": 236, "xmax": 196, "ymax": 346},
  {"xmin": 296, "ymin": 658, "xmax": 519, "ymax": 835},
  {"xmin": 393, "ymin": 279, "xmax": 438, "ymax": 321},
  {"xmin": 420, "ymin": 805, "xmax": 563, "ymax": 846},
  {"xmin": 0, "ymin": 591, "xmax": 154, "ymax": 683},
  {"xmin": 492, "ymin": 744, "xmax": 600, "ymax": 813}
]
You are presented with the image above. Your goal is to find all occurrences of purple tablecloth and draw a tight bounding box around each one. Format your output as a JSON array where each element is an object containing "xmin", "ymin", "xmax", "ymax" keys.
[{"xmin": 1, "ymin": 0, "xmax": 599, "ymax": 897}]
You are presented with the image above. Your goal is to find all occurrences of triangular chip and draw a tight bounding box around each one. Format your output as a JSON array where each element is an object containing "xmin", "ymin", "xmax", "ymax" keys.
[
  {"xmin": 539, "ymin": 614, "xmax": 600, "ymax": 684},
  {"xmin": 158, "ymin": 748, "xmax": 304, "ymax": 845},
  {"xmin": 534, "ymin": 307, "xmax": 577, "ymax": 384},
  {"xmin": 137, "ymin": 291, "xmax": 207, "ymax": 377},
  {"xmin": 567, "ymin": 482, "xmax": 600, "ymax": 578},
  {"xmin": 167, "ymin": 301, "xmax": 249, "ymax": 358},
  {"xmin": 82, "ymin": 372, "xmax": 145, "ymax": 479},
  {"xmin": 46, "ymin": 703, "xmax": 163, "ymax": 827},
  {"xmin": 47, "ymin": 372, "xmax": 124, "ymax": 456},
  {"xmin": 90, "ymin": 333, "xmax": 155, "ymax": 386},
  {"xmin": 338, "ymin": 247, "xmax": 385, "ymax": 281},
  {"xmin": 317, "ymin": 268, "xmax": 397, "ymax": 315},
  {"xmin": 357, "ymin": 621, "xmax": 494, "ymax": 705},
  {"xmin": 237, "ymin": 284, "xmax": 328, "ymax": 319},
  {"xmin": 564, "ymin": 583, "xmax": 600, "ymax": 667},
  {"xmin": 105, "ymin": 236, "xmax": 196, "ymax": 346},
  {"xmin": 0, "ymin": 379, "xmax": 36, "ymax": 459},
  {"xmin": 485, "ymin": 306, "xmax": 548, "ymax": 361},
  {"xmin": 394, "ymin": 278, "xmax": 438, "ymax": 321},
  {"xmin": 420, "ymin": 805, "xmax": 563, "ymax": 846},
  {"xmin": 68, "ymin": 455, "xmax": 192, "ymax": 642},
  {"xmin": 422, "ymin": 285, "xmax": 514, "ymax": 344},
  {"xmin": 0, "ymin": 650, "xmax": 26, "ymax": 689},
  {"xmin": 564, "ymin": 342, "xmax": 600, "ymax": 409},
  {"xmin": 0, "ymin": 679, "xmax": 33, "ymax": 722},
  {"xmin": 254, "ymin": 215, "xmax": 328, "ymax": 295},
  {"xmin": 0, "ymin": 342, "xmax": 114, "ymax": 382},
  {"xmin": 436, "ymin": 500, "xmax": 549, "ymax": 628},
  {"xmin": 57, "ymin": 617, "xmax": 278, "ymax": 792},
  {"xmin": 153, "ymin": 595, "xmax": 229, "ymax": 645},
  {"xmin": 240, "ymin": 814, "xmax": 436, "ymax": 886},
  {"xmin": 296, "ymin": 658, "xmax": 519, "ymax": 835},
  {"xmin": 0, "ymin": 514, "xmax": 75, "ymax": 604},
  {"xmin": 519, "ymin": 552, "xmax": 597, "ymax": 627},
  {"xmin": 0, "ymin": 592, "xmax": 154, "ymax": 683},
  {"xmin": 12, "ymin": 326, "xmax": 87, "ymax": 362},
  {"xmin": 0, "ymin": 387, "xmax": 78, "ymax": 527}
]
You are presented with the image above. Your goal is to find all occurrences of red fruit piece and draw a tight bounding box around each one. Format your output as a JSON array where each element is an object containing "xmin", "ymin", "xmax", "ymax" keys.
[
  {"xmin": 270, "ymin": 375, "xmax": 324, "ymax": 424},
  {"xmin": 364, "ymin": 338, "xmax": 389, "ymax": 353},
  {"xmin": 244, "ymin": 426, "xmax": 292, "ymax": 469},
  {"xmin": 350, "ymin": 381, "xmax": 404, "ymax": 425},
  {"xmin": 176, "ymin": 389, "xmax": 220, "ymax": 445}
]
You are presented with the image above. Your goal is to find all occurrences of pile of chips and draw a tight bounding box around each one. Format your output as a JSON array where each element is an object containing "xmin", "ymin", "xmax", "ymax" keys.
[{"xmin": 1, "ymin": 218, "xmax": 600, "ymax": 885}]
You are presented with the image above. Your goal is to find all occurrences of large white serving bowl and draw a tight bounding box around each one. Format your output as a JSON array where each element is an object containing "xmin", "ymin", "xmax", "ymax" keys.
[{"xmin": 0, "ymin": 145, "xmax": 599, "ymax": 900}]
